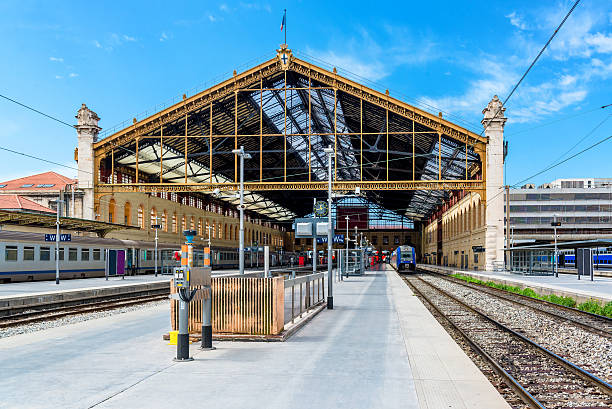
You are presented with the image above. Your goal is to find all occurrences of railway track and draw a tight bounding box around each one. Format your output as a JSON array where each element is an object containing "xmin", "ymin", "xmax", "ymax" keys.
[
  {"xmin": 403, "ymin": 274, "xmax": 612, "ymax": 409},
  {"xmin": 431, "ymin": 272, "xmax": 612, "ymax": 338},
  {"xmin": 0, "ymin": 289, "xmax": 169, "ymax": 329}
]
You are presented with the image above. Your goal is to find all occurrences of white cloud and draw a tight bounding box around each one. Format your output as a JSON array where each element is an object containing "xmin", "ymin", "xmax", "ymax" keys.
[
  {"xmin": 219, "ymin": 3, "xmax": 229, "ymax": 12},
  {"xmin": 312, "ymin": 50, "xmax": 389, "ymax": 81},
  {"xmin": 122, "ymin": 34, "xmax": 136, "ymax": 42},
  {"xmin": 307, "ymin": 27, "xmax": 438, "ymax": 83},
  {"xmin": 93, "ymin": 40, "xmax": 102, "ymax": 48},
  {"xmin": 160, "ymin": 32, "xmax": 169, "ymax": 42},
  {"xmin": 69, "ymin": 73, "xmax": 78, "ymax": 78},
  {"xmin": 506, "ymin": 12, "xmax": 527, "ymax": 30},
  {"xmin": 208, "ymin": 14, "xmax": 216, "ymax": 22},
  {"xmin": 584, "ymin": 32, "xmax": 612, "ymax": 54},
  {"xmin": 55, "ymin": 75, "xmax": 63, "ymax": 79},
  {"xmin": 49, "ymin": 57, "xmax": 63, "ymax": 62}
]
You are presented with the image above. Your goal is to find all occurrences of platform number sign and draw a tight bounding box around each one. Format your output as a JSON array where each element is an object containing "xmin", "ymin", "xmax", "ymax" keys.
[{"xmin": 45, "ymin": 233, "xmax": 71, "ymax": 242}]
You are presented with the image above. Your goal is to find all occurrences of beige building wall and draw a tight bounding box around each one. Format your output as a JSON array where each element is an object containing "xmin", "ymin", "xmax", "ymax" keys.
[
  {"xmin": 423, "ymin": 192, "xmax": 486, "ymax": 270},
  {"xmin": 96, "ymin": 192, "xmax": 286, "ymax": 248}
]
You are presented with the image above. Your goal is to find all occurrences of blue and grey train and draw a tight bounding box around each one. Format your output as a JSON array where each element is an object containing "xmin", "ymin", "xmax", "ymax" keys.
[
  {"xmin": 558, "ymin": 249, "xmax": 612, "ymax": 268},
  {"xmin": 391, "ymin": 245, "xmax": 416, "ymax": 272}
]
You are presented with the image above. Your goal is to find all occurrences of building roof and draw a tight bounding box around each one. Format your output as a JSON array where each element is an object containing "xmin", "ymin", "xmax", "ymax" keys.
[
  {"xmin": 0, "ymin": 171, "xmax": 76, "ymax": 192},
  {"xmin": 0, "ymin": 210, "xmax": 139, "ymax": 237},
  {"xmin": 0, "ymin": 194, "xmax": 56, "ymax": 213},
  {"xmin": 93, "ymin": 47, "xmax": 486, "ymax": 222}
]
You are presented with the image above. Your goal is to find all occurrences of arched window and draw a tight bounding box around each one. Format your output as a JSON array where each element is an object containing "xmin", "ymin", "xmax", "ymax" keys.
[
  {"xmin": 162, "ymin": 210, "xmax": 168, "ymax": 232},
  {"xmin": 172, "ymin": 213, "xmax": 177, "ymax": 233},
  {"xmin": 137, "ymin": 205, "xmax": 144, "ymax": 229},
  {"xmin": 225, "ymin": 224, "xmax": 228, "ymax": 240},
  {"xmin": 124, "ymin": 202, "xmax": 131, "ymax": 225},
  {"xmin": 150, "ymin": 207, "xmax": 157, "ymax": 228},
  {"xmin": 235, "ymin": 226, "xmax": 238, "ymax": 241},
  {"xmin": 108, "ymin": 199, "xmax": 116, "ymax": 223},
  {"xmin": 205, "ymin": 219, "xmax": 210, "ymax": 238},
  {"xmin": 198, "ymin": 219, "xmax": 202, "ymax": 236},
  {"xmin": 190, "ymin": 216, "xmax": 195, "ymax": 231},
  {"xmin": 219, "ymin": 223, "xmax": 223, "ymax": 239},
  {"xmin": 182, "ymin": 215, "xmax": 186, "ymax": 232},
  {"xmin": 212, "ymin": 221, "xmax": 216, "ymax": 238}
]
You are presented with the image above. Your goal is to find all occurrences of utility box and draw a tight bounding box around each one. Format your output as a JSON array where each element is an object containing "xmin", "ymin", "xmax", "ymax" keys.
[
  {"xmin": 576, "ymin": 248, "xmax": 593, "ymax": 278},
  {"xmin": 190, "ymin": 267, "xmax": 212, "ymax": 287}
]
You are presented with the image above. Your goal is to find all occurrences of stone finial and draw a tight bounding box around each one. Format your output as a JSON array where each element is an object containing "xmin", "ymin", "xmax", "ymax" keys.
[
  {"xmin": 481, "ymin": 95, "xmax": 507, "ymax": 125},
  {"xmin": 76, "ymin": 104, "xmax": 101, "ymax": 128}
]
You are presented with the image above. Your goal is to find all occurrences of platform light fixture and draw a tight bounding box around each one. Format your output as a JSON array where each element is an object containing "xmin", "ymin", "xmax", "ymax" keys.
[{"xmin": 232, "ymin": 146, "xmax": 252, "ymax": 275}]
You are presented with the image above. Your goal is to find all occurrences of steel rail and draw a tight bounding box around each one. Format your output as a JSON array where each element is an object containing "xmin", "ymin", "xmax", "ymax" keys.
[
  {"xmin": 1, "ymin": 290, "xmax": 170, "ymax": 329},
  {"xmin": 403, "ymin": 273, "xmax": 612, "ymax": 407},
  {"xmin": 431, "ymin": 272, "xmax": 612, "ymax": 338}
]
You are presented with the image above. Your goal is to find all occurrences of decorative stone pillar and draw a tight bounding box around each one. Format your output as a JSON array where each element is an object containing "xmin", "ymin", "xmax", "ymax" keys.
[
  {"xmin": 76, "ymin": 104, "xmax": 101, "ymax": 220},
  {"xmin": 482, "ymin": 96, "xmax": 506, "ymax": 271}
]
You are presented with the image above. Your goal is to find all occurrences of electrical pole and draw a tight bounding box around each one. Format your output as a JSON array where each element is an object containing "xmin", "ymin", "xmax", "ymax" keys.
[
  {"xmin": 345, "ymin": 216, "xmax": 349, "ymax": 277},
  {"xmin": 313, "ymin": 198, "xmax": 317, "ymax": 275},
  {"xmin": 232, "ymin": 146, "xmax": 251, "ymax": 275},
  {"xmin": 324, "ymin": 145, "xmax": 334, "ymax": 309},
  {"xmin": 54, "ymin": 197, "xmax": 62, "ymax": 285}
]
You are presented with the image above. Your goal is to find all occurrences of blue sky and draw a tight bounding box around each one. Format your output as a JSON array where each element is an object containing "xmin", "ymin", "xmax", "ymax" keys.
[{"xmin": 0, "ymin": 0, "xmax": 611, "ymax": 187}]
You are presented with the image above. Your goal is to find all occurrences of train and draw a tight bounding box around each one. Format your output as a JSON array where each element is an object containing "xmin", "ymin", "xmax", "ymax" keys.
[
  {"xmin": 0, "ymin": 230, "xmax": 295, "ymax": 283},
  {"xmin": 558, "ymin": 249, "xmax": 612, "ymax": 268},
  {"xmin": 391, "ymin": 245, "xmax": 416, "ymax": 272}
]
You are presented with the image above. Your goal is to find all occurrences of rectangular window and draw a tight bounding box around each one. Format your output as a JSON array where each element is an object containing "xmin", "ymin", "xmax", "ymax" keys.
[
  {"xmin": 382, "ymin": 236, "xmax": 389, "ymax": 245},
  {"xmin": 93, "ymin": 249, "xmax": 101, "ymax": 261},
  {"xmin": 40, "ymin": 246, "xmax": 51, "ymax": 261},
  {"xmin": 59, "ymin": 247, "xmax": 64, "ymax": 261},
  {"xmin": 69, "ymin": 248, "xmax": 78, "ymax": 261},
  {"xmin": 474, "ymin": 254, "xmax": 478, "ymax": 263},
  {"xmin": 24, "ymin": 246, "xmax": 35, "ymax": 261},
  {"xmin": 5, "ymin": 245, "xmax": 18, "ymax": 261},
  {"xmin": 81, "ymin": 248, "xmax": 90, "ymax": 261}
]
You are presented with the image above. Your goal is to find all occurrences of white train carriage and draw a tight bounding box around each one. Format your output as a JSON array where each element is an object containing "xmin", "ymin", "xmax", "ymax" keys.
[{"xmin": 0, "ymin": 231, "xmax": 177, "ymax": 283}]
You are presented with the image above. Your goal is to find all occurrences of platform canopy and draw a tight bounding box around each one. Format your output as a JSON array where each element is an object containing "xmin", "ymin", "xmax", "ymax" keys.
[{"xmin": 93, "ymin": 47, "xmax": 486, "ymax": 222}]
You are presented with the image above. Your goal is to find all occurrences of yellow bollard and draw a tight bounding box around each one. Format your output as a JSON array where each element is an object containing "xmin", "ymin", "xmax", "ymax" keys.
[{"xmin": 168, "ymin": 330, "xmax": 178, "ymax": 345}]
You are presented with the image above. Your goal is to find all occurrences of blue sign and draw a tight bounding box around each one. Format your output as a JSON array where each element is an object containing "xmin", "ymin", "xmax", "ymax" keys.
[
  {"xmin": 317, "ymin": 234, "xmax": 344, "ymax": 244},
  {"xmin": 45, "ymin": 234, "xmax": 72, "ymax": 242}
]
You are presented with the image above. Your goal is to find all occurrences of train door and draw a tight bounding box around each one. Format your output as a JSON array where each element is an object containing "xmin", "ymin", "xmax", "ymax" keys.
[{"xmin": 126, "ymin": 249, "xmax": 133, "ymax": 272}]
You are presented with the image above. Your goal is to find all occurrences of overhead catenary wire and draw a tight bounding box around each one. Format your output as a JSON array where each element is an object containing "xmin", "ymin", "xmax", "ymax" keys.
[{"xmin": 0, "ymin": 93, "xmax": 76, "ymax": 129}]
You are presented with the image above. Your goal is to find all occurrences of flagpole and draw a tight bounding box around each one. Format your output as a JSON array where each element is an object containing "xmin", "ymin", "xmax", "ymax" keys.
[{"xmin": 284, "ymin": 9, "xmax": 287, "ymax": 44}]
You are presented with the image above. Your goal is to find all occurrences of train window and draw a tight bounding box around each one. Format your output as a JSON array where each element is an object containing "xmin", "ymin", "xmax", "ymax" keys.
[
  {"xmin": 23, "ymin": 246, "xmax": 35, "ymax": 261},
  {"xmin": 40, "ymin": 247, "xmax": 51, "ymax": 261},
  {"xmin": 5, "ymin": 246, "xmax": 17, "ymax": 261},
  {"xmin": 58, "ymin": 248, "xmax": 64, "ymax": 261},
  {"xmin": 69, "ymin": 248, "xmax": 78, "ymax": 261},
  {"xmin": 81, "ymin": 248, "xmax": 90, "ymax": 261},
  {"xmin": 93, "ymin": 249, "xmax": 101, "ymax": 261}
]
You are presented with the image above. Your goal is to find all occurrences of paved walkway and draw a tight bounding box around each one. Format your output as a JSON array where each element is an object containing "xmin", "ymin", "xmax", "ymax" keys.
[
  {"xmin": 0, "ymin": 264, "xmax": 509, "ymax": 409},
  {"xmin": 420, "ymin": 264, "xmax": 612, "ymax": 303}
]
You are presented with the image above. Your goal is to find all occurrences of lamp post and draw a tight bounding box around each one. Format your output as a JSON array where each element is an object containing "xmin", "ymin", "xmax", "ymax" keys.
[
  {"xmin": 152, "ymin": 216, "xmax": 161, "ymax": 277},
  {"xmin": 51, "ymin": 197, "xmax": 64, "ymax": 285},
  {"xmin": 345, "ymin": 216, "xmax": 349, "ymax": 277},
  {"xmin": 551, "ymin": 215, "xmax": 561, "ymax": 278},
  {"xmin": 323, "ymin": 145, "xmax": 334, "ymax": 309},
  {"xmin": 232, "ymin": 146, "xmax": 252, "ymax": 275}
]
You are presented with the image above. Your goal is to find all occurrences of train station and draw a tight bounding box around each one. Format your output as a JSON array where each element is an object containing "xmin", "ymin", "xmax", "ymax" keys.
[{"xmin": 1, "ymin": 3, "xmax": 611, "ymax": 409}]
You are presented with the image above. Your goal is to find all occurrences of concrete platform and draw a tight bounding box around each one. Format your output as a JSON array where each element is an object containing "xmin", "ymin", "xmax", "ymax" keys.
[
  {"xmin": 0, "ymin": 264, "xmax": 509, "ymax": 409},
  {"xmin": 419, "ymin": 264, "xmax": 612, "ymax": 304}
]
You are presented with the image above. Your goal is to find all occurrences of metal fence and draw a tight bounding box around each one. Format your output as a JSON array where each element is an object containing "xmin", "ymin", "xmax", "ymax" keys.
[{"xmin": 283, "ymin": 272, "xmax": 325, "ymax": 325}]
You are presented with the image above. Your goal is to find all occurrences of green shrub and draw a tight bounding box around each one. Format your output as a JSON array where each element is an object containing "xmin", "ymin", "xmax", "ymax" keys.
[
  {"xmin": 602, "ymin": 302, "xmax": 612, "ymax": 318},
  {"xmin": 521, "ymin": 288, "xmax": 538, "ymax": 298},
  {"xmin": 578, "ymin": 300, "xmax": 603, "ymax": 315}
]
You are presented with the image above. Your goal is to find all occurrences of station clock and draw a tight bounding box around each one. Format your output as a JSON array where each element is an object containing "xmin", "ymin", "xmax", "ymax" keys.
[{"xmin": 313, "ymin": 200, "xmax": 329, "ymax": 217}]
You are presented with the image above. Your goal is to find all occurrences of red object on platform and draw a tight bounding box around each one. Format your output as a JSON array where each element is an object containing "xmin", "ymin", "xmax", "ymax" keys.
[
  {"xmin": 173, "ymin": 251, "xmax": 181, "ymax": 261},
  {"xmin": 298, "ymin": 256, "xmax": 304, "ymax": 266}
]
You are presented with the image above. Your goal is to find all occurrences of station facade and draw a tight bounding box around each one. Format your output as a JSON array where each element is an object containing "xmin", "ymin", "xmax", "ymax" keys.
[{"xmin": 20, "ymin": 47, "xmax": 506, "ymax": 267}]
